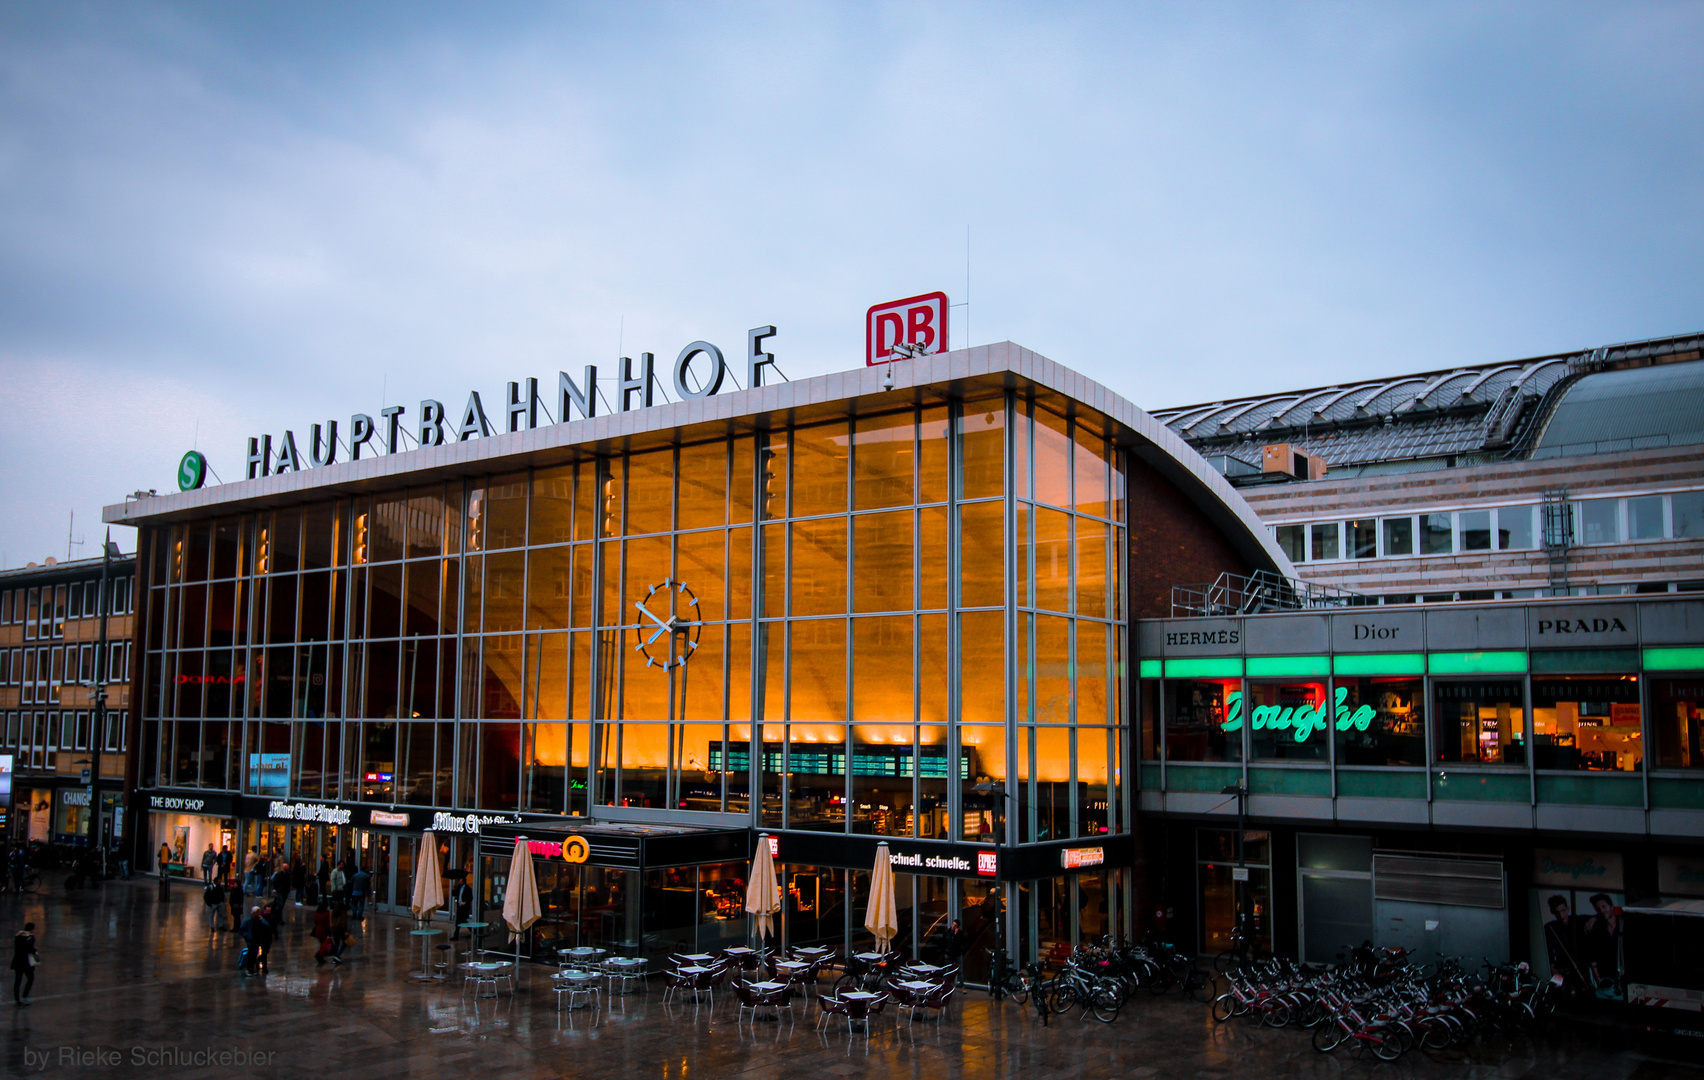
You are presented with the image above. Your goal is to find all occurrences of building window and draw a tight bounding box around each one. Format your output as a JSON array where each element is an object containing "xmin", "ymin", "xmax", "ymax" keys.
[
  {"xmin": 1499, "ymin": 506, "xmax": 1535, "ymax": 550},
  {"xmin": 1531, "ymin": 676, "xmax": 1641, "ymax": 772},
  {"xmin": 1381, "ymin": 517, "xmax": 1414, "ymax": 557},
  {"xmin": 1274, "ymin": 525, "xmax": 1304, "ymax": 563},
  {"xmin": 1246, "ymin": 680, "xmax": 1328, "ymax": 760},
  {"xmin": 1335, "ymin": 676, "xmax": 1426, "ymax": 767},
  {"xmin": 1627, "ymin": 496, "xmax": 1666, "ymax": 541},
  {"xmin": 1310, "ymin": 522, "xmax": 1340, "ymax": 561},
  {"xmin": 1675, "ymin": 491, "xmax": 1704, "ymax": 539},
  {"xmin": 1345, "ymin": 520, "xmax": 1377, "ymax": 560},
  {"xmin": 1459, "ymin": 510, "xmax": 1493, "ymax": 552},
  {"xmin": 1651, "ymin": 677, "xmax": 1703, "ymax": 770},
  {"xmin": 1419, "ymin": 514, "xmax": 1453, "ymax": 555},
  {"xmin": 1433, "ymin": 680, "xmax": 1526, "ymax": 765},
  {"xmin": 1578, "ymin": 499, "xmax": 1619, "ymax": 545},
  {"xmin": 1163, "ymin": 679, "xmax": 1243, "ymax": 762}
]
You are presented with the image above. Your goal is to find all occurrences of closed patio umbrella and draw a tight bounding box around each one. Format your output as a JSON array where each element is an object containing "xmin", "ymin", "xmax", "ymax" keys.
[
  {"xmin": 745, "ymin": 833, "xmax": 780, "ymax": 943},
  {"xmin": 408, "ymin": 832, "xmax": 447, "ymax": 979},
  {"xmin": 502, "ymin": 836, "xmax": 543, "ymax": 966},
  {"xmin": 864, "ymin": 842, "xmax": 898, "ymax": 954}
]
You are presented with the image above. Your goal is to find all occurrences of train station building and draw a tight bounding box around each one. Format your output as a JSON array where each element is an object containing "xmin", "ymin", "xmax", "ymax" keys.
[{"xmin": 104, "ymin": 334, "xmax": 1704, "ymax": 980}]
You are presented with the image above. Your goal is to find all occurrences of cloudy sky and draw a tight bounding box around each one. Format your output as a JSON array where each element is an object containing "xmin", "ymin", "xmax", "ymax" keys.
[{"xmin": 1, "ymin": 2, "xmax": 1699, "ymax": 566}]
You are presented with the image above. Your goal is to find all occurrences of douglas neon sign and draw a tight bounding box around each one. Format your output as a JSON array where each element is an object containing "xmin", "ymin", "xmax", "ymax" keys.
[{"xmin": 1219, "ymin": 687, "xmax": 1378, "ymax": 742}]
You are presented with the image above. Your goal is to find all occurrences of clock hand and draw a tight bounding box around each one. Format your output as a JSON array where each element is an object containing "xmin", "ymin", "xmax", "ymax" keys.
[{"xmin": 634, "ymin": 601, "xmax": 672, "ymax": 632}]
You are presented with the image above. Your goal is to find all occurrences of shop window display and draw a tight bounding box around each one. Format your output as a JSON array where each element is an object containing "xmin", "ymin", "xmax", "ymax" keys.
[{"xmin": 1532, "ymin": 676, "xmax": 1643, "ymax": 771}]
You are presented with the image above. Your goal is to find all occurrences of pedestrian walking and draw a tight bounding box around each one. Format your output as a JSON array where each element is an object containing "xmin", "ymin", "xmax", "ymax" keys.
[
  {"xmin": 303, "ymin": 873, "xmax": 320, "ymax": 907},
  {"xmin": 328, "ymin": 862, "xmax": 347, "ymax": 900},
  {"xmin": 290, "ymin": 859, "xmax": 308, "ymax": 906},
  {"xmin": 226, "ymin": 880, "xmax": 244, "ymax": 929},
  {"xmin": 239, "ymin": 906, "xmax": 273, "ymax": 976},
  {"xmin": 203, "ymin": 881, "xmax": 226, "ymax": 930},
  {"xmin": 450, "ymin": 877, "xmax": 473, "ymax": 940},
  {"xmin": 316, "ymin": 857, "xmax": 331, "ymax": 896},
  {"xmin": 200, "ymin": 843, "xmax": 217, "ymax": 885},
  {"xmin": 11, "ymin": 922, "xmax": 38, "ymax": 1005},
  {"xmin": 349, "ymin": 867, "xmax": 370, "ymax": 921},
  {"xmin": 328, "ymin": 901, "xmax": 350, "ymax": 964},
  {"xmin": 216, "ymin": 844, "xmax": 233, "ymax": 885},
  {"xmin": 242, "ymin": 847, "xmax": 260, "ymax": 894},
  {"xmin": 270, "ymin": 864, "xmax": 291, "ymax": 907},
  {"xmin": 312, "ymin": 899, "xmax": 333, "ymax": 966},
  {"xmin": 157, "ymin": 843, "xmax": 172, "ymax": 900}
]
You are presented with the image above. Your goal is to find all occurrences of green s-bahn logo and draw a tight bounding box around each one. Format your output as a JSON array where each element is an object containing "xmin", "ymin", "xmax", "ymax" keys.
[{"xmin": 178, "ymin": 450, "xmax": 208, "ymax": 492}]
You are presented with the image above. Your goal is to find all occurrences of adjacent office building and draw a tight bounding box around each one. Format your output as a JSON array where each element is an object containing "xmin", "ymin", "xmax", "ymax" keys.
[{"xmin": 0, "ymin": 553, "xmax": 136, "ymax": 854}]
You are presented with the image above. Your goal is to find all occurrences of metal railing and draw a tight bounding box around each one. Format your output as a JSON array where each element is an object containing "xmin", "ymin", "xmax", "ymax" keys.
[{"xmin": 1171, "ymin": 569, "xmax": 1370, "ymax": 617}]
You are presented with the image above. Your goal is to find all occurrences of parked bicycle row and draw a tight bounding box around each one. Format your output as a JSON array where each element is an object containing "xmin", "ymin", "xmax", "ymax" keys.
[
  {"xmin": 987, "ymin": 935, "xmax": 1220, "ymax": 1025},
  {"xmin": 1210, "ymin": 946, "xmax": 1564, "ymax": 1061}
]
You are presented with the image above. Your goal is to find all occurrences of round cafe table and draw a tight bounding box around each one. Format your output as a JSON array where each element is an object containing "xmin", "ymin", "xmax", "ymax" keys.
[
  {"xmin": 458, "ymin": 920, "xmax": 490, "ymax": 955},
  {"xmin": 409, "ymin": 927, "xmax": 445, "ymax": 982}
]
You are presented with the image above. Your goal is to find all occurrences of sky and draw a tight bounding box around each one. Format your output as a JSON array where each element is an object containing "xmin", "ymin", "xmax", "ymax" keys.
[{"xmin": 1, "ymin": 1, "xmax": 1699, "ymax": 566}]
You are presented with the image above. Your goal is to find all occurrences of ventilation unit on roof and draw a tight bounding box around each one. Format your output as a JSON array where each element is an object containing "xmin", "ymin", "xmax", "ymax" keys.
[{"xmin": 1261, "ymin": 443, "xmax": 1326, "ymax": 481}]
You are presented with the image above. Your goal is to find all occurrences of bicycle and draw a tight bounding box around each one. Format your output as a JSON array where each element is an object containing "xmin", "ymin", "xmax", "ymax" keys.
[
  {"xmin": 1214, "ymin": 917, "xmax": 1268, "ymax": 974},
  {"xmin": 1044, "ymin": 955, "xmax": 1126, "ymax": 1023}
]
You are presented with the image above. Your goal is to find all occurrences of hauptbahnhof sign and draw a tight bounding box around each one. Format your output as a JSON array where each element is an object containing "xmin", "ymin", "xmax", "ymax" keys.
[{"xmin": 242, "ymin": 326, "xmax": 782, "ymax": 482}]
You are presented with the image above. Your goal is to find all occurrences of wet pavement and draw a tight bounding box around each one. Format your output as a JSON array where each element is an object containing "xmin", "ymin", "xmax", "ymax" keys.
[{"xmin": 1, "ymin": 878, "xmax": 1695, "ymax": 1080}]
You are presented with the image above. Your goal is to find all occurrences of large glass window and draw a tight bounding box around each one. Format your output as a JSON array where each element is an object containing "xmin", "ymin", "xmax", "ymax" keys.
[
  {"xmin": 1381, "ymin": 516, "xmax": 1414, "ymax": 557},
  {"xmin": 1334, "ymin": 676, "xmax": 1425, "ymax": 766},
  {"xmin": 1275, "ymin": 525, "xmax": 1304, "ymax": 562},
  {"xmin": 1346, "ymin": 520, "xmax": 1377, "ymax": 560},
  {"xmin": 1434, "ymin": 680, "xmax": 1526, "ymax": 765},
  {"xmin": 1163, "ymin": 679, "xmax": 1242, "ymax": 762},
  {"xmin": 1651, "ymin": 677, "xmax": 1704, "ymax": 770},
  {"xmin": 1532, "ymin": 676, "xmax": 1642, "ymax": 772},
  {"xmin": 1246, "ymin": 679, "xmax": 1328, "ymax": 760}
]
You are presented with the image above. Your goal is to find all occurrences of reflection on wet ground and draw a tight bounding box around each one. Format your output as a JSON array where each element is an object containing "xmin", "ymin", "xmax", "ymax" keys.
[{"xmin": 1, "ymin": 879, "xmax": 1694, "ymax": 1079}]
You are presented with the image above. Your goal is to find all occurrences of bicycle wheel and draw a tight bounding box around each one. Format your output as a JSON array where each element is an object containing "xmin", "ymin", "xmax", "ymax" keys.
[
  {"xmin": 1211, "ymin": 994, "xmax": 1237, "ymax": 1023},
  {"xmin": 1214, "ymin": 949, "xmax": 1239, "ymax": 975},
  {"xmin": 1006, "ymin": 971, "xmax": 1031, "ymax": 1006},
  {"xmin": 1091, "ymin": 988, "xmax": 1122, "ymax": 1024},
  {"xmin": 1313, "ymin": 1019, "xmax": 1348, "ymax": 1053},
  {"xmin": 1186, "ymin": 971, "xmax": 1218, "ymax": 1003},
  {"xmin": 1371, "ymin": 1029, "xmax": 1405, "ymax": 1061},
  {"xmin": 1260, "ymin": 999, "xmax": 1292, "ymax": 1028}
]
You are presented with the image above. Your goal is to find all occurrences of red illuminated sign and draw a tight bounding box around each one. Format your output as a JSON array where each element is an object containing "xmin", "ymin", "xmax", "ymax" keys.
[
  {"xmin": 175, "ymin": 674, "xmax": 245, "ymax": 685},
  {"xmin": 867, "ymin": 292, "xmax": 949, "ymax": 366},
  {"xmin": 976, "ymin": 850, "xmax": 998, "ymax": 877}
]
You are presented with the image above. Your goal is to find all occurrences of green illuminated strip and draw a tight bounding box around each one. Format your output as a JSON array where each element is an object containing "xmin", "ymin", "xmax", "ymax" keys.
[
  {"xmin": 1333, "ymin": 653, "xmax": 1425, "ymax": 676},
  {"xmin": 1644, "ymin": 647, "xmax": 1704, "ymax": 672},
  {"xmin": 1246, "ymin": 655, "xmax": 1330, "ymax": 678},
  {"xmin": 1428, "ymin": 651, "xmax": 1528, "ymax": 675},
  {"xmin": 1139, "ymin": 659, "xmax": 1162, "ymax": 679},
  {"xmin": 1163, "ymin": 658, "xmax": 1243, "ymax": 679}
]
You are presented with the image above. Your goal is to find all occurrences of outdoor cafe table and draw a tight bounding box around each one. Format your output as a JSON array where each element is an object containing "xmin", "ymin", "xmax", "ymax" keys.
[
  {"xmin": 722, "ymin": 946, "xmax": 756, "ymax": 957},
  {"xmin": 677, "ymin": 953, "xmax": 715, "ymax": 964},
  {"xmin": 853, "ymin": 952, "xmax": 885, "ymax": 963},
  {"xmin": 552, "ymin": 969, "xmax": 601, "ymax": 1008},
  {"xmin": 409, "ymin": 927, "xmax": 445, "ymax": 982},
  {"xmin": 840, "ymin": 990, "xmax": 881, "ymax": 1002},
  {"xmin": 894, "ymin": 980, "xmax": 936, "ymax": 994},
  {"xmin": 561, "ymin": 946, "xmax": 607, "ymax": 969},
  {"xmin": 604, "ymin": 957, "xmax": 647, "ymax": 993},
  {"xmin": 457, "ymin": 921, "xmax": 490, "ymax": 957},
  {"xmin": 465, "ymin": 961, "xmax": 512, "ymax": 998},
  {"xmin": 902, "ymin": 963, "xmax": 944, "ymax": 975}
]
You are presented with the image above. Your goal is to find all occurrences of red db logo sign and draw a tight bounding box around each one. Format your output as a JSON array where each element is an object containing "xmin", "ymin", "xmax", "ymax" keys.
[{"xmin": 867, "ymin": 292, "xmax": 949, "ymax": 366}]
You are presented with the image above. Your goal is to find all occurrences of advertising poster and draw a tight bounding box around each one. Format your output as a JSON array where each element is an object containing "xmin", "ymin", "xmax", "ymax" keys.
[{"xmin": 1529, "ymin": 849, "xmax": 1625, "ymax": 999}]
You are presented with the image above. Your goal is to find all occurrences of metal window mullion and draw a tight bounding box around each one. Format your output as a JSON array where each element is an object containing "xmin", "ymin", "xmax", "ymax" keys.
[{"xmin": 946, "ymin": 399, "xmax": 963, "ymax": 841}]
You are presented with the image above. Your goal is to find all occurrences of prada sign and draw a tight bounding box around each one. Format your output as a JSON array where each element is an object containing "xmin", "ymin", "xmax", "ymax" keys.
[
  {"xmin": 1529, "ymin": 604, "xmax": 1636, "ymax": 647},
  {"xmin": 245, "ymin": 327, "xmax": 780, "ymax": 482}
]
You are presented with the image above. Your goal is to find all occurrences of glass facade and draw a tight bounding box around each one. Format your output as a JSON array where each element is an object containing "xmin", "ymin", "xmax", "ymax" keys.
[{"xmin": 136, "ymin": 396, "xmax": 1131, "ymax": 851}]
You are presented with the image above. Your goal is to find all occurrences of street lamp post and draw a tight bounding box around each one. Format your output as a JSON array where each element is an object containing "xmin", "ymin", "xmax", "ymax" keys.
[
  {"xmin": 1221, "ymin": 783, "xmax": 1249, "ymax": 948},
  {"xmin": 86, "ymin": 534, "xmax": 117, "ymax": 876}
]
